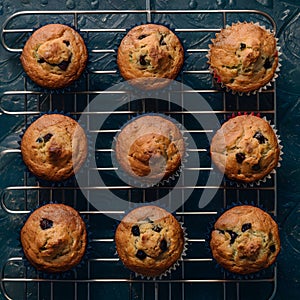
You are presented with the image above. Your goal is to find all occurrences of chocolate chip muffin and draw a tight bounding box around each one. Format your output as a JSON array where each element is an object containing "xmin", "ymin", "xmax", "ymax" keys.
[
  {"xmin": 114, "ymin": 114, "xmax": 185, "ymax": 186},
  {"xmin": 21, "ymin": 114, "xmax": 88, "ymax": 182},
  {"xmin": 210, "ymin": 205, "xmax": 280, "ymax": 275},
  {"xmin": 115, "ymin": 206, "xmax": 185, "ymax": 277},
  {"xmin": 208, "ymin": 22, "xmax": 279, "ymax": 93},
  {"xmin": 117, "ymin": 24, "xmax": 184, "ymax": 90},
  {"xmin": 210, "ymin": 114, "xmax": 281, "ymax": 183},
  {"xmin": 20, "ymin": 24, "xmax": 88, "ymax": 89},
  {"xmin": 20, "ymin": 203, "xmax": 87, "ymax": 273}
]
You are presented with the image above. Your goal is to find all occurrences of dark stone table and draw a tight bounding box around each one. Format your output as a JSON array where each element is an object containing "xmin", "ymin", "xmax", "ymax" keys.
[{"xmin": 0, "ymin": 1, "xmax": 299, "ymax": 299}]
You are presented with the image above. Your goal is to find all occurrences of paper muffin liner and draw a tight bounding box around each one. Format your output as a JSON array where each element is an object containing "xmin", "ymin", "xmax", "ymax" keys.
[
  {"xmin": 116, "ymin": 22, "xmax": 186, "ymax": 92},
  {"xmin": 205, "ymin": 201, "xmax": 280, "ymax": 279},
  {"xmin": 210, "ymin": 112, "xmax": 283, "ymax": 188},
  {"xmin": 20, "ymin": 22, "xmax": 89, "ymax": 94},
  {"xmin": 113, "ymin": 204, "xmax": 188, "ymax": 280},
  {"xmin": 206, "ymin": 21, "xmax": 282, "ymax": 96},
  {"xmin": 18, "ymin": 110, "xmax": 90, "ymax": 187},
  {"xmin": 18, "ymin": 202, "xmax": 91, "ymax": 279},
  {"xmin": 111, "ymin": 112, "xmax": 188, "ymax": 188}
]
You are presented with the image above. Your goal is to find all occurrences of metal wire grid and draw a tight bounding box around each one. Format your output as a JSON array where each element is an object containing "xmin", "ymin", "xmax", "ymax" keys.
[{"xmin": 0, "ymin": 7, "xmax": 278, "ymax": 300}]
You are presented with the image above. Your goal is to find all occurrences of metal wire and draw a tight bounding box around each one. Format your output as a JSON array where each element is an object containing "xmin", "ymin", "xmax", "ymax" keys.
[{"xmin": 0, "ymin": 8, "xmax": 277, "ymax": 300}]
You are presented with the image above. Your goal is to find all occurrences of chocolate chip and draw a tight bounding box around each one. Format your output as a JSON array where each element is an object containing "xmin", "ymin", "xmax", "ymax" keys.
[
  {"xmin": 236, "ymin": 152, "xmax": 246, "ymax": 163},
  {"xmin": 241, "ymin": 223, "xmax": 252, "ymax": 232},
  {"xmin": 36, "ymin": 137, "xmax": 43, "ymax": 143},
  {"xmin": 131, "ymin": 225, "xmax": 140, "ymax": 236},
  {"xmin": 227, "ymin": 230, "xmax": 238, "ymax": 244},
  {"xmin": 136, "ymin": 250, "xmax": 147, "ymax": 260},
  {"xmin": 58, "ymin": 60, "xmax": 70, "ymax": 71},
  {"xmin": 240, "ymin": 43, "xmax": 246, "ymax": 50},
  {"xmin": 252, "ymin": 163, "xmax": 261, "ymax": 171},
  {"xmin": 159, "ymin": 35, "xmax": 166, "ymax": 46},
  {"xmin": 160, "ymin": 239, "xmax": 168, "ymax": 252},
  {"xmin": 36, "ymin": 133, "xmax": 53, "ymax": 143},
  {"xmin": 263, "ymin": 58, "xmax": 273, "ymax": 69},
  {"xmin": 152, "ymin": 225, "xmax": 162, "ymax": 232},
  {"xmin": 43, "ymin": 133, "xmax": 53, "ymax": 143},
  {"xmin": 269, "ymin": 245, "xmax": 276, "ymax": 253},
  {"xmin": 63, "ymin": 40, "xmax": 70, "ymax": 46},
  {"xmin": 139, "ymin": 55, "xmax": 147, "ymax": 66},
  {"xmin": 40, "ymin": 218, "xmax": 53, "ymax": 230},
  {"xmin": 253, "ymin": 131, "xmax": 267, "ymax": 144},
  {"xmin": 49, "ymin": 146, "xmax": 62, "ymax": 157},
  {"xmin": 37, "ymin": 58, "xmax": 45, "ymax": 63},
  {"xmin": 138, "ymin": 34, "xmax": 148, "ymax": 40}
]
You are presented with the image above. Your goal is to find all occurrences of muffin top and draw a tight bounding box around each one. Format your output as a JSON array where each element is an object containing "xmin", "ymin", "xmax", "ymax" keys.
[
  {"xmin": 21, "ymin": 114, "xmax": 88, "ymax": 182},
  {"xmin": 20, "ymin": 24, "xmax": 88, "ymax": 89},
  {"xmin": 210, "ymin": 205, "xmax": 280, "ymax": 274},
  {"xmin": 117, "ymin": 24, "xmax": 184, "ymax": 90},
  {"xmin": 114, "ymin": 115, "xmax": 185, "ymax": 185},
  {"xmin": 20, "ymin": 203, "xmax": 87, "ymax": 273},
  {"xmin": 208, "ymin": 22, "xmax": 279, "ymax": 93},
  {"xmin": 210, "ymin": 114, "xmax": 280, "ymax": 183},
  {"xmin": 115, "ymin": 205, "xmax": 185, "ymax": 277}
]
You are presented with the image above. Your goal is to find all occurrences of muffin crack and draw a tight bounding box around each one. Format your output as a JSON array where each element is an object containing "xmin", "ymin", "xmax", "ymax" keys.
[
  {"xmin": 36, "ymin": 32, "xmax": 73, "ymax": 71},
  {"xmin": 128, "ymin": 133, "xmax": 180, "ymax": 178},
  {"xmin": 133, "ymin": 219, "xmax": 169, "ymax": 260}
]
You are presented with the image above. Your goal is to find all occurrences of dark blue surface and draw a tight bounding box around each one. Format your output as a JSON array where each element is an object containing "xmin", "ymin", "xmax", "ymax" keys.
[{"xmin": 0, "ymin": 1, "xmax": 300, "ymax": 300}]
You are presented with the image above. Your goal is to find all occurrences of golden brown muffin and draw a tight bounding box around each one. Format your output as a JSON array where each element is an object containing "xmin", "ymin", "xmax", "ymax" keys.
[
  {"xmin": 21, "ymin": 204, "xmax": 87, "ymax": 273},
  {"xmin": 208, "ymin": 22, "xmax": 279, "ymax": 93},
  {"xmin": 117, "ymin": 24, "xmax": 184, "ymax": 90},
  {"xmin": 114, "ymin": 115, "xmax": 185, "ymax": 185},
  {"xmin": 115, "ymin": 206, "xmax": 185, "ymax": 277},
  {"xmin": 21, "ymin": 114, "xmax": 88, "ymax": 182},
  {"xmin": 210, "ymin": 205, "xmax": 280, "ymax": 275},
  {"xmin": 210, "ymin": 114, "xmax": 280, "ymax": 183},
  {"xmin": 20, "ymin": 24, "xmax": 88, "ymax": 89}
]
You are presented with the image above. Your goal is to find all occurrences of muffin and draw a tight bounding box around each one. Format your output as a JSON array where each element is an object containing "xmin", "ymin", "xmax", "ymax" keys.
[
  {"xmin": 114, "ymin": 114, "xmax": 185, "ymax": 186},
  {"xmin": 20, "ymin": 203, "xmax": 87, "ymax": 273},
  {"xmin": 21, "ymin": 114, "xmax": 88, "ymax": 182},
  {"xmin": 117, "ymin": 24, "xmax": 184, "ymax": 90},
  {"xmin": 115, "ymin": 205, "xmax": 186, "ymax": 277},
  {"xmin": 20, "ymin": 24, "xmax": 88, "ymax": 89},
  {"xmin": 210, "ymin": 114, "xmax": 281, "ymax": 183},
  {"xmin": 208, "ymin": 22, "xmax": 279, "ymax": 93},
  {"xmin": 210, "ymin": 205, "xmax": 280, "ymax": 275}
]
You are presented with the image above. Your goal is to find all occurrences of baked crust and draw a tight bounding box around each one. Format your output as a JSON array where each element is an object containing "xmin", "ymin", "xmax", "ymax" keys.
[
  {"xmin": 21, "ymin": 204, "xmax": 87, "ymax": 273},
  {"xmin": 208, "ymin": 22, "xmax": 278, "ymax": 93},
  {"xmin": 117, "ymin": 24, "xmax": 184, "ymax": 90},
  {"xmin": 20, "ymin": 24, "xmax": 88, "ymax": 89},
  {"xmin": 210, "ymin": 115, "xmax": 280, "ymax": 183},
  {"xmin": 210, "ymin": 205, "xmax": 280, "ymax": 274},
  {"xmin": 21, "ymin": 114, "xmax": 88, "ymax": 182},
  {"xmin": 115, "ymin": 206, "xmax": 185, "ymax": 277},
  {"xmin": 115, "ymin": 115, "xmax": 185, "ymax": 183}
]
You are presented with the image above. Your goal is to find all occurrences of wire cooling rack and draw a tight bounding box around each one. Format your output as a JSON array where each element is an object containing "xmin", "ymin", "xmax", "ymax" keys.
[{"xmin": 0, "ymin": 6, "xmax": 278, "ymax": 300}]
